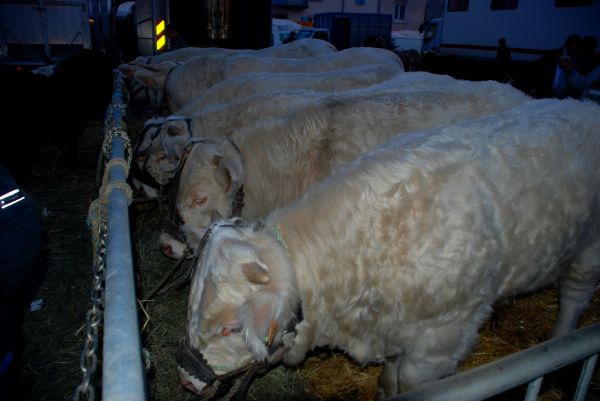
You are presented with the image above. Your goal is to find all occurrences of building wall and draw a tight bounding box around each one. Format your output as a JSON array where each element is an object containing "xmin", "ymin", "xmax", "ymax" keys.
[{"xmin": 273, "ymin": 0, "xmax": 428, "ymax": 32}]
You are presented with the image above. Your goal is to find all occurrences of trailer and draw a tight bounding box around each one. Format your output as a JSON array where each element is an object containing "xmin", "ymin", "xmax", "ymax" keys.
[
  {"xmin": 0, "ymin": 0, "xmax": 112, "ymax": 69},
  {"xmin": 134, "ymin": 0, "xmax": 272, "ymax": 56},
  {"xmin": 421, "ymin": 0, "xmax": 600, "ymax": 63},
  {"xmin": 313, "ymin": 12, "xmax": 392, "ymax": 50}
]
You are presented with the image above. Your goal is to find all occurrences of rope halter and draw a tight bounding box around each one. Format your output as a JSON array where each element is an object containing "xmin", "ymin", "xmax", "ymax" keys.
[{"xmin": 176, "ymin": 221, "xmax": 302, "ymax": 400}]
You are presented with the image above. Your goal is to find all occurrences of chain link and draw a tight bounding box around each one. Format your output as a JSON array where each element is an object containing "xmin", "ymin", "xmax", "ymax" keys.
[{"xmin": 73, "ymin": 219, "xmax": 107, "ymax": 401}]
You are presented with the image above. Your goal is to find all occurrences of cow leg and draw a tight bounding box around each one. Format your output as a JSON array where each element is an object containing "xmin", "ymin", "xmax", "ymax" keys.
[
  {"xmin": 282, "ymin": 321, "xmax": 313, "ymax": 367},
  {"xmin": 394, "ymin": 304, "xmax": 493, "ymax": 392},
  {"xmin": 550, "ymin": 237, "xmax": 600, "ymax": 338},
  {"xmin": 376, "ymin": 359, "xmax": 401, "ymax": 400}
]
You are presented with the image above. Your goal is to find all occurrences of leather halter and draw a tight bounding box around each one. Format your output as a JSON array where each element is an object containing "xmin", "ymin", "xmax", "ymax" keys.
[
  {"xmin": 162, "ymin": 139, "xmax": 246, "ymax": 243},
  {"xmin": 176, "ymin": 222, "xmax": 303, "ymax": 400},
  {"xmin": 130, "ymin": 117, "xmax": 194, "ymax": 199},
  {"xmin": 176, "ymin": 337, "xmax": 269, "ymax": 401},
  {"xmin": 176, "ymin": 310, "xmax": 303, "ymax": 401},
  {"xmin": 153, "ymin": 62, "xmax": 180, "ymax": 114}
]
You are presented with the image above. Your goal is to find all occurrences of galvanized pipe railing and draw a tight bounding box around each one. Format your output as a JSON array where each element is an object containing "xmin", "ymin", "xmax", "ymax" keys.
[
  {"xmin": 389, "ymin": 322, "xmax": 600, "ymax": 401},
  {"xmin": 100, "ymin": 71, "xmax": 147, "ymax": 401}
]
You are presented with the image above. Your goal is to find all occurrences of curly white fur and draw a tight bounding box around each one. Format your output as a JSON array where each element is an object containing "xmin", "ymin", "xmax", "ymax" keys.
[
  {"xmin": 172, "ymin": 75, "xmax": 529, "ymax": 257},
  {"xmin": 128, "ymin": 46, "xmax": 403, "ymax": 112},
  {"xmin": 118, "ymin": 38, "xmax": 338, "ymax": 105}
]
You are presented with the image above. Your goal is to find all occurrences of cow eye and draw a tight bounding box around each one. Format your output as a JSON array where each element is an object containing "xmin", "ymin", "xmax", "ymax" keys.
[
  {"xmin": 191, "ymin": 196, "xmax": 208, "ymax": 208},
  {"xmin": 221, "ymin": 325, "xmax": 242, "ymax": 337}
]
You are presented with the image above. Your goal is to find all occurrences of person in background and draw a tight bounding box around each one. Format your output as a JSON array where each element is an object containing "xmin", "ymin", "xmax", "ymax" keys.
[
  {"xmin": 553, "ymin": 34, "xmax": 583, "ymax": 98},
  {"xmin": 496, "ymin": 37, "xmax": 512, "ymax": 83},
  {"xmin": 363, "ymin": 35, "xmax": 377, "ymax": 47},
  {"xmin": 166, "ymin": 24, "xmax": 188, "ymax": 50},
  {"xmin": 283, "ymin": 31, "xmax": 297, "ymax": 44},
  {"xmin": 557, "ymin": 57, "xmax": 600, "ymax": 104},
  {"xmin": 579, "ymin": 35, "xmax": 599, "ymax": 75},
  {"xmin": 363, "ymin": 35, "xmax": 386, "ymax": 49},
  {"xmin": 0, "ymin": 163, "xmax": 40, "ymax": 400}
]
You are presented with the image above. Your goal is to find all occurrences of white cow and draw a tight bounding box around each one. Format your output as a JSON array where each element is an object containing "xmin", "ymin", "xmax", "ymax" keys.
[
  {"xmin": 118, "ymin": 38, "xmax": 337, "ymax": 78},
  {"xmin": 127, "ymin": 46, "xmax": 404, "ymax": 112},
  {"xmin": 119, "ymin": 39, "xmax": 337, "ymax": 109},
  {"xmin": 161, "ymin": 77, "xmax": 530, "ymax": 259},
  {"xmin": 177, "ymin": 98, "xmax": 600, "ymax": 399},
  {"xmin": 122, "ymin": 38, "xmax": 337, "ymax": 68},
  {"xmin": 133, "ymin": 63, "xmax": 404, "ymax": 194}
]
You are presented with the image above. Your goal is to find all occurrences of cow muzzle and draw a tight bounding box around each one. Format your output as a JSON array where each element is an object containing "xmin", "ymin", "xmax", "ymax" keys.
[{"xmin": 176, "ymin": 337, "xmax": 267, "ymax": 400}]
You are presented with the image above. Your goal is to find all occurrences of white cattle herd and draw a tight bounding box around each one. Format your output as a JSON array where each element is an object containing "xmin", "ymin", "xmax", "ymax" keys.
[{"xmin": 118, "ymin": 38, "xmax": 600, "ymax": 399}]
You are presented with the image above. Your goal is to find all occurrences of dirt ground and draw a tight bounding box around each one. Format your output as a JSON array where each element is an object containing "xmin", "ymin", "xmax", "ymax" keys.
[{"xmin": 8, "ymin": 92, "xmax": 600, "ymax": 401}]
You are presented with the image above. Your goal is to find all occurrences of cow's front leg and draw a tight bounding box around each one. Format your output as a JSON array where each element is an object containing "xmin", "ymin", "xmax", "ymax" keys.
[
  {"xmin": 376, "ymin": 359, "xmax": 401, "ymax": 400},
  {"xmin": 282, "ymin": 321, "xmax": 313, "ymax": 367}
]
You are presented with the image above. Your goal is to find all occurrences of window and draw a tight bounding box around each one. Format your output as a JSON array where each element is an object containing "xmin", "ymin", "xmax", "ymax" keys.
[
  {"xmin": 447, "ymin": 0, "xmax": 469, "ymax": 12},
  {"xmin": 555, "ymin": 0, "xmax": 593, "ymax": 6},
  {"xmin": 491, "ymin": 0, "xmax": 518, "ymax": 10},
  {"xmin": 272, "ymin": 0, "xmax": 309, "ymax": 6},
  {"xmin": 394, "ymin": 2, "xmax": 406, "ymax": 20},
  {"xmin": 355, "ymin": 0, "xmax": 366, "ymax": 4}
]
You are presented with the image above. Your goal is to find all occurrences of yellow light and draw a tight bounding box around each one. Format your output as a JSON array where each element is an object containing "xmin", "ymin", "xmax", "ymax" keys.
[
  {"xmin": 156, "ymin": 20, "xmax": 165, "ymax": 36},
  {"xmin": 156, "ymin": 35, "xmax": 166, "ymax": 51}
]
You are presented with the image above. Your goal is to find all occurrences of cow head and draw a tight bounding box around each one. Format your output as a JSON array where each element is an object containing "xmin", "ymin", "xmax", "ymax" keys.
[
  {"xmin": 132, "ymin": 116, "xmax": 195, "ymax": 198},
  {"xmin": 176, "ymin": 139, "xmax": 246, "ymax": 238},
  {"xmin": 159, "ymin": 224, "xmax": 207, "ymax": 260},
  {"xmin": 177, "ymin": 216, "xmax": 299, "ymax": 397},
  {"xmin": 156, "ymin": 138, "xmax": 243, "ymax": 259},
  {"xmin": 144, "ymin": 133, "xmax": 190, "ymax": 185},
  {"xmin": 128, "ymin": 61, "xmax": 177, "ymax": 111}
]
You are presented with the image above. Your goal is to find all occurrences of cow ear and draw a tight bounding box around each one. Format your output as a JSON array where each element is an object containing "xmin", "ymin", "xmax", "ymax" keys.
[
  {"xmin": 239, "ymin": 291, "xmax": 289, "ymax": 361},
  {"xmin": 213, "ymin": 156, "xmax": 244, "ymax": 194},
  {"xmin": 132, "ymin": 68, "xmax": 166, "ymax": 89},
  {"xmin": 117, "ymin": 62, "xmax": 142, "ymax": 77},
  {"xmin": 241, "ymin": 262, "xmax": 270, "ymax": 284}
]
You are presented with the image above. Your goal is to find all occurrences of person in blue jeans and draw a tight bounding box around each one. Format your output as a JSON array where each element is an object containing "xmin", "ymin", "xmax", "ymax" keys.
[
  {"xmin": 556, "ymin": 56, "xmax": 600, "ymax": 104},
  {"xmin": 0, "ymin": 163, "xmax": 40, "ymax": 399}
]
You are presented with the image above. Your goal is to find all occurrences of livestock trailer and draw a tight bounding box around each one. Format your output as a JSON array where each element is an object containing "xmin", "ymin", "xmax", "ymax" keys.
[
  {"xmin": 313, "ymin": 12, "xmax": 392, "ymax": 50},
  {"xmin": 421, "ymin": 0, "xmax": 600, "ymax": 62},
  {"xmin": 0, "ymin": 0, "xmax": 111, "ymax": 68},
  {"xmin": 134, "ymin": 0, "xmax": 272, "ymax": 56}
]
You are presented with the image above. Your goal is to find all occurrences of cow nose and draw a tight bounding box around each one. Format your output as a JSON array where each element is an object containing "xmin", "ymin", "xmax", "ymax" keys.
[
  {"xmin": 160, "ymin": 243, "xmax": 174, "ymax": 258},
  {"xmin": 181, "ymin": 381, "xmax": 196, "ymax": 392}
]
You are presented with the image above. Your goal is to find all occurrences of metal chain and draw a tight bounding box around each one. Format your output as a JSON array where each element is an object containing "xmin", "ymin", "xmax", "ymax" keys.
[
  {"xmin": 102, "ymin": 127, "xmax": 133, "ymax": 168},
  {"xmin": 74, "ymin": 71, "xmax": 130, "ymax": 401},
  {"xmin": 73, "ymin": 217, "xmax": 108, "ymax": 401}
]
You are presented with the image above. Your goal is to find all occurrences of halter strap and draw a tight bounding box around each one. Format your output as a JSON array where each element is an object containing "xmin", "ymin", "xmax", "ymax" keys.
[
  {"xmin": 177, "ymin": 307, "xmax": 303, "ymax": 400},
  {"xmin": 163, "ymin": 139, "xmax": 246, "ymax": 244}
]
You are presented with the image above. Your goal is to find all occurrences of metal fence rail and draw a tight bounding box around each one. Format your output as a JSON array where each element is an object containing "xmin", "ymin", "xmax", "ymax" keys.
[
  {"xmin": 99, "ymin": 71, "xmax": 147, "ymax": 401},
  {"xmin": 389, "ymin": 322, "xmax": 600, "ymax": 401}
]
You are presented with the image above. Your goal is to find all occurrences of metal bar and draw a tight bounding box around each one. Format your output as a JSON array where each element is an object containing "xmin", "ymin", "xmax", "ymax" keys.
[
  {"xmin": 1, "ymin": 0, "xmax": 86, "ymax": 6},
  {"xmin": 37, "ymin": 0, "xmax": 51, "ymax": 60},
  {"xmin": 573, "ymin": 354, "xmax": 598, "ymax": 401},
  {"xmin": 524, "ymin": 377, "xmax": 543, "ymax": 401},
  {"xmin": 389, "ymin": 323, "xmax": 600, "ymax": 401},
  {"xmin": 101, "ymin": 73, "xmax": 147, "ymax": 401}
]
